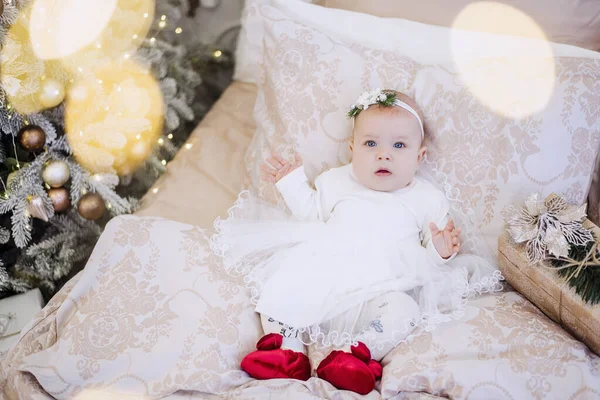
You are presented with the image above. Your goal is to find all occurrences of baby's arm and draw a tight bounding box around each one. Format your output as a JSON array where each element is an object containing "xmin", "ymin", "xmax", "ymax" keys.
[{"xmin": 260, "ymin": 153, "xmax": 322, "ymax": 221}]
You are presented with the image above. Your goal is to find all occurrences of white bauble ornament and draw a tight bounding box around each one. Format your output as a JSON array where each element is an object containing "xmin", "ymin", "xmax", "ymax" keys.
[{"xmin": 42, "ymin": 160, "xmax": 70, "ymax": 188}]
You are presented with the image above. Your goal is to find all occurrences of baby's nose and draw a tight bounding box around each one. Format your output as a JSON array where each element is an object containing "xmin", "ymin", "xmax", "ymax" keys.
[{"xmin": 377, "ymin": 153, "xmax": 391, "ymax": 161}]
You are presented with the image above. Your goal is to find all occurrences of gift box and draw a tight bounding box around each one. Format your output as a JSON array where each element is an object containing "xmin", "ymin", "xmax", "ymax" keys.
[
  {"xmin": 0, "ymin": 289, "xmax": 44, "ymax": 353},
  {"xmin": 498, "ymin": 216, "xmax": 600, "ymax": 356}
]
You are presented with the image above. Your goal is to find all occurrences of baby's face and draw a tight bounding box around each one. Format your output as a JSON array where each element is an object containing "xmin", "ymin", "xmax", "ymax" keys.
[{"xmin": 350, "ymin": 107, "xmax": 426, "ymax": 192}]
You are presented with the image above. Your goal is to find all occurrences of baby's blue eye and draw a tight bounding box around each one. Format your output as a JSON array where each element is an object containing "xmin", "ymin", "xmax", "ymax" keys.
[
  {"xmin": 364, "ymin": 140, "xmax": 377, "ymax": 147},
  {"xmin": 394, "ymin": 142, "xmax": 405, "ymax": 149}
]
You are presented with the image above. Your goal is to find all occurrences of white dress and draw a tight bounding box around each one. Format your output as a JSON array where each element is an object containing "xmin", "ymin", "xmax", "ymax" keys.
[{"xmin": 211, "ymin": 164, "xmax": 490, "ymax": 348}]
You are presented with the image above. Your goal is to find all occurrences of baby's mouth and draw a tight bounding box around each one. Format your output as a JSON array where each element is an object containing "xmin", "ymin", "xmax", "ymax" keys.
[{"xmin": 375, "ymin": 168, "xmax": 392, "ymax": 176}]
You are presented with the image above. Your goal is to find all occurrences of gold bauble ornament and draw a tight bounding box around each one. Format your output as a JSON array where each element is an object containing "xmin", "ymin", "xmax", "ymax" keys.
[
  {"xmin": 78, "ymin": 192, "xmax": 105, "ymax": 220},
  {"xmin": 39, "ymin": 78, "xmax": 66, "ymax": 109},
  {"xmin": 27, "ymin": 195, "xmax": 49, "ymax": 222},
  {"xmin": 48, "ymin": 188, "xmax": 71, "ymax": 213},
  {"xmin": 65, "ymin": 60, "xmax": 164, "ymax": 175},
  {"xmin": 42, "ymin": 160, "xmax": 71, "ymax": 188},
  {"xmin": 18, "ymin": 125, "xmax": 46, "ymax": 152}
]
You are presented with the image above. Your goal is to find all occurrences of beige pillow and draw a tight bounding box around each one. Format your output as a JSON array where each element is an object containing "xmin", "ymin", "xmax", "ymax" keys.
[
  {"xmin": 380, "ymin": 290, "xmax": 600, "ymax": 398},
  {"xmin": 15, "ymin": 215, "xmax": 261, "ymax": 399},
  {"xmin": 244, "ymin": 0, "xmax": 600, "ymax": 257},
  {"xmin": 315, "ymin": 0, "xmax": 600, "ymax": 52},
  {"xmin": 234, "ymin": 0, "xmax": 315, "ymax": 84}
]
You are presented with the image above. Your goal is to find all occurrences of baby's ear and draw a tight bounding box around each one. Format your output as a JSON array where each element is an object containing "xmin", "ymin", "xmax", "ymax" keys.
[{"xmin": 418, "ymin": 145, "xmax": 427, "ymax": 163}]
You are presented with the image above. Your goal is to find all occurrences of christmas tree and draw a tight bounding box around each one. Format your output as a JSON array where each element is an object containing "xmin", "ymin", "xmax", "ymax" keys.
[{"xmin": 0, "ymin": 0, "xmax": 212, "ymax": 300}]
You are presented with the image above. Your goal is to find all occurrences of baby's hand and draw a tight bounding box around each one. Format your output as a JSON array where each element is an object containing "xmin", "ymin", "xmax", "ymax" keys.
[
  {"xmin": 429, "ymin": 218, "xmax": 461, "ymax": 259},
  {"xmin": 260, "ymin": 153, "xmax": 303, "ymax": 183}
]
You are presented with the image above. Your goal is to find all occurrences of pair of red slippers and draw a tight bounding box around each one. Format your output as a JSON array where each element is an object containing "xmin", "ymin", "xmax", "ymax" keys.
[{"xmin": 241, "ymin": 333, "xmax": 383, "ymax": 395}]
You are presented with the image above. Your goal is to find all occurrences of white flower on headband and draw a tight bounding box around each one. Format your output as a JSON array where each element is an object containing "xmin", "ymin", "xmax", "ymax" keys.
[
  {"xmin": 348, "ymin": 88, "xmax": 396, "ymax": 118},
  {"xmin": 347, "ymin": 89, "xmax": 425, "ymax": 140}
]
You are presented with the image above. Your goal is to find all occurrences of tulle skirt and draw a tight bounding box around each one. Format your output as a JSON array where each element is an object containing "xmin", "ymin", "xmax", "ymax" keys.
[{"xmin": 210, "ymin": 191, "xmax": 503, "ymax": 349}]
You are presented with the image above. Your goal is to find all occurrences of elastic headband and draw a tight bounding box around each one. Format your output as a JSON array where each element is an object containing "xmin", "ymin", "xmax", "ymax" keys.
[{"xmin": 348, "ymin": 89, "xmax": 424, "ymax": 139}]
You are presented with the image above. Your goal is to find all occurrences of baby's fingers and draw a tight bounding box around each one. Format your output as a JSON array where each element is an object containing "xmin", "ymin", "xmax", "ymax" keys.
[
  {"xmin": 260, "ymin": 163, "xmax": 276, "ymax": 175},
  {"xmin": 429, "ymin": 222, "xmax": 441, "ymax": 236},
  {"xmin": 445, "ymin": 218, "xmax": 455, "ymax": 232},
  {"xmin": 266, "ymin": 156, "xmax": 283, "ymax": 169},
  {"xmin": 275, "ymin": 165, "xmax": 291, "ymax": 179},
  {"xmin": 453, "ymin": 237, "xmax": 461, "ymax": 253},
  {"xmin": 260, "ymin": 172, "xmax": 276, "ymax": 183},
  {"xmin": 273, "ymin": 154, "xmax": 289, "ymax": 168}
]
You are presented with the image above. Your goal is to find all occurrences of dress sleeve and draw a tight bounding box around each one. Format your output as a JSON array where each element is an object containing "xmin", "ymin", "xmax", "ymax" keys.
[
  {"xmin": 421, "ymin": 191, "xmax": 457, "ymax": 263},
  {"xmin": 275, "ymin": 166, "xmax": 322, "ymax": 222}
]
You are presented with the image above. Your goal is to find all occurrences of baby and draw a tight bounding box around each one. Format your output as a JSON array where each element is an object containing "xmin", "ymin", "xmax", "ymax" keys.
[{"xmin": 214, "ymin": 89, "xmax": 463, "ymax": 395}]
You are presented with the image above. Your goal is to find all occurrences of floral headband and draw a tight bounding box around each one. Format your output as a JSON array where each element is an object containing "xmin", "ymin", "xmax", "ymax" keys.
[{"xmin": 347, "ymin": 89, "xmax": 424, "ymax": 139}]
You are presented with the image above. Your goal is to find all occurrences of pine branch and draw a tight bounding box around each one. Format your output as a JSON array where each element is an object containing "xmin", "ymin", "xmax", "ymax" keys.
[
  {"xmin": 91, "ymin": 173, "xmax": 119, "ymax": 190},
  {"xmin": 40, "ymin": 103, "xmax": 66, "ymax": 129},
  {"xmin": 172, "ymin": 63, "xmax": 202, "ymax": 89},
  {"xmin": 0, "ymin": 152, "xmax": 54, "ymax": 247},
  {"xmin": 137, "ymin": 33, "xmax": 202, "ymax": 136},
  {"xmin": 170, "ymin": 93, "xmax": 195, "ymax": 122},
  {"xmin": 0, "ymin": 104, "xmax": 24, "ymax": 135},
  {"xmin": 63, "ymin": 159, "xmax": 89, "ymax": 205},
  {"xmin": 160, "ymin": 77, "xmax": 178, "ymax": 100},
  {"xmin": 550, "ymin": 232, "xmax": 600, "ymax": 305},
  {"xmin": 48, "ymin": 135, "xmax": 72, "ymax": 154},
  {"xmin": 0, "ymin": 278, "xmax": 32, "ymax": 298},
  {"xmin": 10, "ymin": 200, "xmax": 32, "ymax": 248},
  {"xmin": 0, "ymin": 226, "xmax": 9, "ymax": 244},
  {"xmin": 0, "ymin": 267, "xmax": 14, "ymax": 294},
  {"xmin": 165, "ymin": 106, "xmax": 181, "ymax": 131},
  {"xmin": 0, "ymin": 140, "xmax": 6, "ymax": 163},
  {"xmin": 13, "ymin": 211, "xmax": 102, "ymax": 293},
  {"xmin": 159, "ymin": 138, "xmax": 178, "ymax": 158}
]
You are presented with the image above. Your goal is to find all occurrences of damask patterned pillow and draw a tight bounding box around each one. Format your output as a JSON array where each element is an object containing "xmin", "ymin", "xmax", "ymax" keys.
[
  {"xmin": 14, "ymin": 215, "xmax": 261, "ymax": 399},
  {"xmin": 244, "ymin": 0, "xmax": 600, "ymax": 255},
  {"xmin": 380, "ymin": 290, "xmax": 600, "ymax": 398},
  {"xmin": 234, "ymin": 0, "xmax": 315, "ymax": 84}
]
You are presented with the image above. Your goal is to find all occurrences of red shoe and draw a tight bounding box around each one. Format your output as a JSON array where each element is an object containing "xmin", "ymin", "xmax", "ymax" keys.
[
  {"xmin": 316, "ymin": 342, "xmax": 382, "ymax": 395},
  {"xmin": 241, "ymin": 333, "xmax": 311, "ymax": 381}
]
